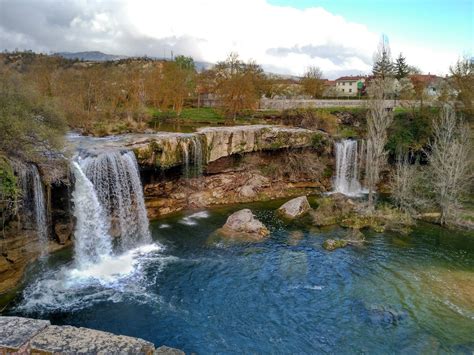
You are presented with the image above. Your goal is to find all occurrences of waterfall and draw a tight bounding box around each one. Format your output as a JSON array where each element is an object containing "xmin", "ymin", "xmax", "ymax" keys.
[
  {"xmin": 71, "ymin": 162, "xmax": 112, "ymax": 267},
  {"xmin": 181, "ymin": 135, "xmax": 203, "ymax": 178},
  {"xmin": 333, "ymin": 139, "xmax": 363, "ymax": 196},
  {"xmin": 80, "ymin": 150, "xmax": 151, "ymax": 250},
  {"xmin": 16, "ymin": 163, "xmax": 48, "ymax": 247}
]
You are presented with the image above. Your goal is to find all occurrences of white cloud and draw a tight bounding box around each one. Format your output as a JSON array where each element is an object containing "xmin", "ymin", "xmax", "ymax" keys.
[{"xmin": 0, "ymin": 0, "xmax": 462, "ymax": 78}]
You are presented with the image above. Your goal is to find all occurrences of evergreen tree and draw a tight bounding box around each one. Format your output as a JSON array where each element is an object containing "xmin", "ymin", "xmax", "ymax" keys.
[
  {"xmin": 372, "ymin": 35, "xmax": 394, "ymax": 79},
  {"xmin": 394, "ymin": 53, "xmax": 410, "ymax": 79}
]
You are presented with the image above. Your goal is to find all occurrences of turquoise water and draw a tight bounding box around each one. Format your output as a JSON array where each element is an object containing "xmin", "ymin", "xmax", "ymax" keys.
[{"xmin": 4, "ymin": 201, "xmax": 474, "ymax": 353}]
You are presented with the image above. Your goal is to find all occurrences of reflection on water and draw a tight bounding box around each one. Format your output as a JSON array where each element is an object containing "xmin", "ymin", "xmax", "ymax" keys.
[{"xmin": 4, "ymin": 202, "xmax": 474, "ymax": 354}]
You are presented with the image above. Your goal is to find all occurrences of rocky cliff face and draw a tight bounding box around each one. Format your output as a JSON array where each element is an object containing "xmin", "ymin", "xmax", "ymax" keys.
[{"xmin": 131, "ymin": 125, "xmax": 325, "ymax": 168}]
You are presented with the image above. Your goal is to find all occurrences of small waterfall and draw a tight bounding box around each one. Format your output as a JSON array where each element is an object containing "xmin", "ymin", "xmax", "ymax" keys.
[
  {"xmin": 80, "ymin": 150, "xmax": 151, "ymax": 250},
  {"xmin": 71, "ymin": 162, "xmax": 112, "ymax": 267},
  {"xmin": 181, "ymin": 135, "xmax": 203, "ymax": 178},
  {"xmin": 333, "ymin": 139, "xmax": 363, "ymax": 196},
  {"xmin": 16, "ymin": 163, "xmax": 48, "ymax": 247}
]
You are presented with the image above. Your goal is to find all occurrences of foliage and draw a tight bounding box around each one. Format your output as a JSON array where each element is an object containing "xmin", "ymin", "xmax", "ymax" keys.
[
  {"xmin": 0, "ymin": 68, "xmax": 66, "ymax": 162},
  {"xmin": 212, "ymin": 53, "xmax": 266, "ymax": 119},
  {"xmin": 372, "ymin": 35, "xmax": 395, "ymax": 79},
  {"xmin": 301, "ymin": 66, "xmax": 325, "ymax": 98},
  {"xmin": 386, "ymin": 109, "xmax": 434, "ymax": 155},
  {"xmin": 449, "ymin": 56, "xmax": 474, "ymax": 119},
  {"xmin": 394, "ymin": 53, "xmax": 410, "ymax": 79}
]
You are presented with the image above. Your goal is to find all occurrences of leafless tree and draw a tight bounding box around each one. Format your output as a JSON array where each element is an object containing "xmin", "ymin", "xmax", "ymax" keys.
[
  {"xmin": 365, "ymin": 78, "xmax": 394, "ymax": 210},
  {"xmin": 427, "ymin": 106, "xmax": 472, "ymax": 225},
  {"xmin": 390, "ymin": 153, "xmax": 423, "ymax": 213}
]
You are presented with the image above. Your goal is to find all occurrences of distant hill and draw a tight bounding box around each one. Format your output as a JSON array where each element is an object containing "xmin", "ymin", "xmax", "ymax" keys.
[
  {"xmin": 53, "ymin": 51, "xmax": 213, "ymax": 71},
  {"xmin": 53, "ymin": 51, "xmax": 127, "ymax": 61}
]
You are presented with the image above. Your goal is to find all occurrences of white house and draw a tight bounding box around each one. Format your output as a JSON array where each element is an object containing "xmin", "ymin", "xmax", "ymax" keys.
[{"xmin": 335, "ymin": 76, "xmax": 366, "ymax": 96}]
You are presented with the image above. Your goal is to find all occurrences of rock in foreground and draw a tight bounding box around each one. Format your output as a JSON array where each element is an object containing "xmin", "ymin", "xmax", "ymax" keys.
[
  {"xmin": 216, "ymin": 209, "xmax": 270, "ymax": 242},
  {"xmin": 0, "ymin": 316, "xmax": 183, "ymax": 355},
  {"xmin": 277, "ymin": 196, "xmax": 312, "ymax": 219}
]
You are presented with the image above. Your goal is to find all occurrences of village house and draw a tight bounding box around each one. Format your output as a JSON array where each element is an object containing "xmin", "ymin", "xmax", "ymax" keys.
[{"xmin": 335, "ymin": 75, "xmax": 366, "ymax": 96}]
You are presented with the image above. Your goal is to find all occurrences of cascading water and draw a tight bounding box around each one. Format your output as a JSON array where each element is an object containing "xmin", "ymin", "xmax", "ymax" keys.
[
  {"xmin": 80, "ymin": 150, "xmax": 151, "ymax": 250},
  {"xmin": 333, "ymin": 139, "xmax": 363, "ymax": 196},
  {"xmin": 13, "ymin": 148, "xmax": 163, "ymax": 313},
  {"xmin": 71, "ymin": 162, "xmax": 112, "ymax": 267},
  {"xmin": 181, "ymin": 135, "xmax": 203, "ymax": 178},
  {"xmin": 16, "ymin": 163, "xmax": 48, "ymax": 248}
]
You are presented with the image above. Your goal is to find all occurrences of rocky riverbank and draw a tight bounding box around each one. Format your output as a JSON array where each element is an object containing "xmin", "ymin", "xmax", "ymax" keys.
[{"xmin": 0, "ymin": 316, "xmax": 183, "ymax": 354}]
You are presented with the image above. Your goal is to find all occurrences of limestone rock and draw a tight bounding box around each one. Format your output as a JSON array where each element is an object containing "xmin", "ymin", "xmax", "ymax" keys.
[
  {"xmin": 277, "ymin": 196, "xmax": 311, "ymax": 219},
  {"xmin": 29, "ymin": 325, "xmax": 155, "ymax": 354},
  {"xmin": 155, "ymin": 345, "xmax": 186, "ymax": 354},
  {"xmin": 54, "ymin": 222, "xmax": 73, "ymax": 244},
  {"xmin": 322, "ymin": 239, "xmax": 348, "ymax": 251},
  {"xmin": 0, "ymin": 316, "xmax": 50, "ymax": 352},
  {"xmin": 216, "ymin": 209, "xmax": 270, "ymax": 242}
]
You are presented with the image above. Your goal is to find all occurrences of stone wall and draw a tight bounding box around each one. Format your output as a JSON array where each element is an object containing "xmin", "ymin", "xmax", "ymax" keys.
[
  {"xmin": 258, "ymin": 98, "xmax": 420, "ymax": 110},
  {"xmin": 0, "ymin": 316, "xmax": 183, "ymax": 354}
]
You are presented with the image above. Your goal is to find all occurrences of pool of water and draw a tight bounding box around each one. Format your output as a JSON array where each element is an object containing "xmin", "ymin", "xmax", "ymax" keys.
[{"xmin": 4, "ymin": 201, "xmax": 474, "ymax": 353}]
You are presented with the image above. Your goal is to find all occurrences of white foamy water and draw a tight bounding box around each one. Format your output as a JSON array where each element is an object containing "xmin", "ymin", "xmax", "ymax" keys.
[
  {"xmin": 71, "ymin": 162, "xmax": 113, "ymax": 267},
  {"xmin": 179, "ymin": 211, "xmax": 210, "ymax": 225},
  {"xmin": 333, "ymin": 139, "xmax": 365, "ymax": 196},
  {"xmin": 16, "ymin": 243, "xmax": 176, "ymax": 313}
]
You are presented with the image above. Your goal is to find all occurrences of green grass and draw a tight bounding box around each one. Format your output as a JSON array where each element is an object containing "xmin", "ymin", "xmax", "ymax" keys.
[{"xmin": 150, "ymin": 107, "xmax": 224, "ymax": 122}]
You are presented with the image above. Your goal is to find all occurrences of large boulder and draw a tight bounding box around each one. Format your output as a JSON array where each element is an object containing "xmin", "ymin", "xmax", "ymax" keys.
[
  {"xmin": 277, "ymin": 196, "xmax": 311, "ymax": 219},
  {"xmin": 216, "ymin": 209, "xmax": 270, "ymax": 242}
]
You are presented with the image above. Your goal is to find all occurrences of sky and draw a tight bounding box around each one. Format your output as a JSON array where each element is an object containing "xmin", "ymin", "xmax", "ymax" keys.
[{"xmin": 0, "ymin": 0, "xmax": 472, "ymax": 79}]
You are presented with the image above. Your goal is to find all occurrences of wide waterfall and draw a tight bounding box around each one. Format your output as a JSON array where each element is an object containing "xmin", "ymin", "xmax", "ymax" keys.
[
  {"xmin": 71, "ymin": 162, "xmax": 112, "ymax": 267},
  {"xmin": 80, "ymin": 150, "xmax": 151, "ymax": 250},
  {"xmin": 333, "ymin": 139, "xmax": 363, "ymax": 196},
  {"xmin": 16, "ymin": 163, "xmax": 48, "ymax": 247},
  {"xmin": 180, "ymin": 135, "xmax": 203, "ymax": 178}
]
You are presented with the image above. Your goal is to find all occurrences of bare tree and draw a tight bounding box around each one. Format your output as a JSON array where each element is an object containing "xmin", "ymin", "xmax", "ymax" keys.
[
  {"xmin": 365, "ymin": 78, "xmax": 394, "ymax": 210},
  {"xmin": 427, "ymin": 106, "xmax": 472, "ymax": 225},
  {"xmin": 390, "ymin": 153, "xmax": 422, "ymax": 213},
  {"xmin": 301, "ymin": 66, "xmax": 325, "ymax": 98}
]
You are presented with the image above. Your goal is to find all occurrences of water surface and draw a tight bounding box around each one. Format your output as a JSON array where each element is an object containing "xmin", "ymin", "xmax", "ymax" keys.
[{"xmin": 4, "ymin": 201, "xmax": 474, "ymax": 353}]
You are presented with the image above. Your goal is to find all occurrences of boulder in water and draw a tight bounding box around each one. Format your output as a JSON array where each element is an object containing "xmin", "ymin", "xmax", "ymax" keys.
[
  {"xmin": 216, "ymin": 209, "xmax": 269, "ymax": 242},
  {"xmin": 277, "ymin": 196, "xmax": 312, "ymax": 219},
  {"xmin": 322, "ymin": 239, "xmax": 348, "ymax": 251},
  {"xmin": 345, "ymin": 228, "xmax": 365, "ymax": 244}
]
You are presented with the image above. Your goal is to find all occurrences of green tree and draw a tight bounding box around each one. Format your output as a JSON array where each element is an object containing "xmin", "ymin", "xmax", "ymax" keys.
[
  {"xmin": 372, "ymin": 35, "xmax": 394, "ymax": 79},
  {"xmin": 394, "ymin": 53, "xmax": 410, "ymax": 79}
]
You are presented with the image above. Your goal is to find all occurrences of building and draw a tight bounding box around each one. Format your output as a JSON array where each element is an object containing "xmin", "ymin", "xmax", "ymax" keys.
[
  {"xmin": 335, "ymin": 76, "xmax": 366, "ymax": 96},
  {"xmin": 409, "ymin": 74, "xmax": 444, "ymax": 97}
]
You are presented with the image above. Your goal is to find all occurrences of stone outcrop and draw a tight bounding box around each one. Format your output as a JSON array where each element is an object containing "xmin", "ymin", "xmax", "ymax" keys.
[
  {"xmin": 216, "ymin": 209, "xmax": 270, "ymax": 242},
  {"xmin": 277, "ymin": 196, "xmax": 312, "ymax": 219},
  {"xmin": 144, "ymin": 149, "xmax": 331, "ymax": 219},
  {"xmin": 130, "ymin": 125, "xmax": 325, "ymax": 168},
  {"xmin": 0, "ymin": 316, "xmax": 183, "ymax": 355}
]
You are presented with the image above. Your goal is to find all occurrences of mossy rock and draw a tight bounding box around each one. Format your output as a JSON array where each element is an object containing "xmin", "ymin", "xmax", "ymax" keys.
[
  {"xmin": 340, "ymin": 214, "xmax": 385, "ymax": 232},
  {"xmin": 322, "ymin": 239, "xmax": 348, "ymax": 251}
]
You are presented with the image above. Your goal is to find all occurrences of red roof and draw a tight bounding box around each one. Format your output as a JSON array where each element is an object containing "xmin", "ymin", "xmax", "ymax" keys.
[{"xmin": 409, "ymin": 74, "xmax": 441, "ymax": 84}]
